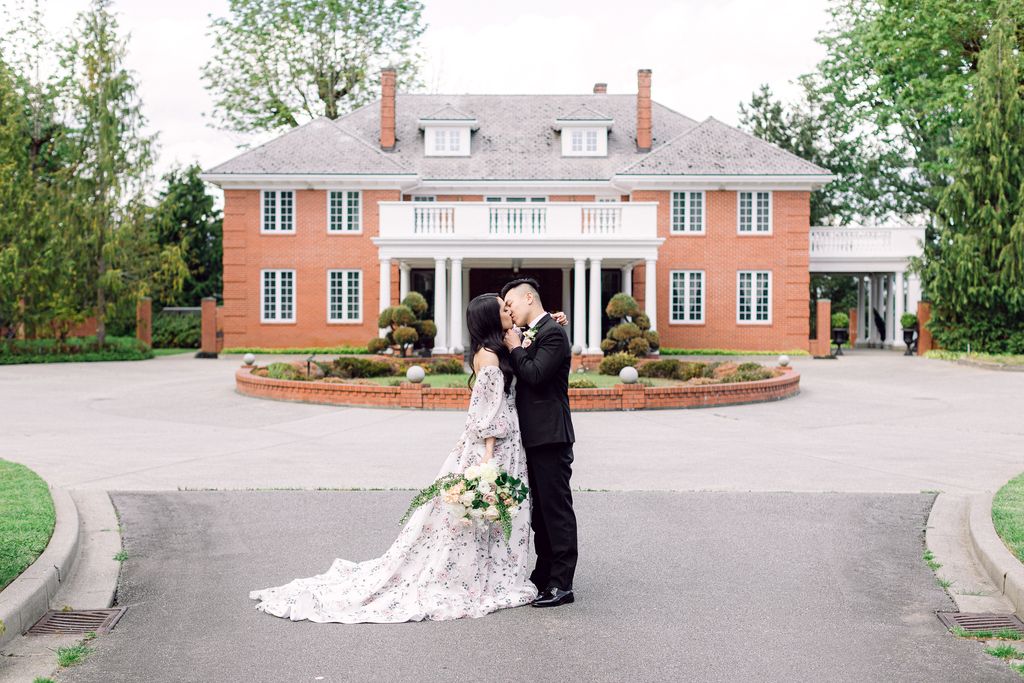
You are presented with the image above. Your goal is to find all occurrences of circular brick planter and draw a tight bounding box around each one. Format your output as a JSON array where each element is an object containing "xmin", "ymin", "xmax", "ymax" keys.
[{"xmin": 235, "ymin": 367, "xmax": 800, "ymax": 411}]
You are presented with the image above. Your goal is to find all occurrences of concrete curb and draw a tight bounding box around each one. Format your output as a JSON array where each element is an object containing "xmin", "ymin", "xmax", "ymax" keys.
[
  {"xmin": 956, "ymin": 358, "xmax": 1024, "ymax": 372},
  {"xmin": 0, "ymin": 486, "xmax": 80, "ymax": 650},
  {"xmin": 967, "ymin": 492, "xmax": 1024, "ymax": 617}
]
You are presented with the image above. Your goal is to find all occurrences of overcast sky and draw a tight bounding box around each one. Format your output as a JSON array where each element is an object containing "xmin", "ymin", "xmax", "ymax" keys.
[{"xmin": 2, "ymin": 0, "xmax": 833, "ymax": 193}]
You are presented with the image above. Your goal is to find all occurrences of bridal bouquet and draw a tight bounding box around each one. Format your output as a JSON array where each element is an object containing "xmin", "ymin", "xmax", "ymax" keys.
[{"xmin": 401, "ymin": 462, "xmax": 529, "ymax": 541}]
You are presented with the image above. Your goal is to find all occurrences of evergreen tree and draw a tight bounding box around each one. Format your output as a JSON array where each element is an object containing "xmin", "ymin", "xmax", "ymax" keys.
[{"xmin": 919, "ymin": 3, "xmax": 1024, "ymax": 352}]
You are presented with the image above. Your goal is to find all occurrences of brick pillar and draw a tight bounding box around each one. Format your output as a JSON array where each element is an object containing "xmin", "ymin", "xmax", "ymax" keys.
[
  {"xmin": 848, "ymin": 307, "xmax": 858, "ymax": 345},
  {"xmin": 812, "ymin": 299, "xmax": 831, "ymax": 356},
  {"xmin": 200, "ymin": 297, "xmax": 218, "ymax": 357},
  {"xmin": 619, "ymin": 383, "xmax": 646, "ymax": 410},
  {"xmin": 136, "ymin": 297, "xmax": 152, "ymax": 347},
  {"xmin": 399, "ymin": 382, "xmax": 423, "ymax": 408},
  {"xmin": 917, "ymin": 301, "xmax": 933, "ymax": 355},
  {"xmin": 216, "ymin": 306, "xmax": 225, "ymax": 353}
]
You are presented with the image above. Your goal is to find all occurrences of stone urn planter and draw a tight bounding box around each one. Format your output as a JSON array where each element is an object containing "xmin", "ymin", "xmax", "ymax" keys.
[
  {"xmin": 901, "ymin": 313, "xmax": 919, "ymax": 356},
  {"xmin": 830, "ymin": 312, "xmax": 850, "ymax": 356}
]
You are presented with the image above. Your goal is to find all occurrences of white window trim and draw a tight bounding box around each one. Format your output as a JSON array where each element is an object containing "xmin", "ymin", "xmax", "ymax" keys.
[
  {"xmin": 669, "ymin": 270, "xmax": 705, "ymax": 324},
  {"xmin": 260, "ymin": 269, "xmax": 297, "ymax": 323},
  {"xmin": 736, "ymin": 270, "xmax": 772, "ymax": 325},
  {"xmin": 326, "ymin": 269, "xmax": 363, "ymax": 324},
  {"xmin": 260, "ymin": 190, "xmax": 296, "ymax": 234},
  {"xmin": 425, "ymin": 126, "xmax": 471, "ymax": 157},
  {"xmin": 560, "ymin": 126, "xmax": 607, "ymax": 157},
  {"xmin": 670, "ymin": 191, "xmax": 706, "ymax": 234},
  {"xmin": 736, "ymin": 191, "xmax": 773, "ymax": 235},
  {"xmin": 326, "ymin": 190, "xmax": 363, "ymax": 234}
]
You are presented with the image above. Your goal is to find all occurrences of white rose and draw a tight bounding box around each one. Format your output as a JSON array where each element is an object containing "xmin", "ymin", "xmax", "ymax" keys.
[
  {"xmin": 479, "ymin": 463, "xmax": 500, "ymax": 484},
  {"xmin": 484, "ymin": 506, "xmax": 500, "ymax": 521},
  {"xmin": 464, "ymin": 465, "xmax": 481, "ymax": 480},
  {"xmin": 459, "ymin": 491, "xmax": 476, "ymax": 506},
  {"xmin": 469, "ymin": 508, "xmax": 485, "ymax": 519}
]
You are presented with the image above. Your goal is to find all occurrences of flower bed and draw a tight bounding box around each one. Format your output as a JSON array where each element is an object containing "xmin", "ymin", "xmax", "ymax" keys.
[{"xmin": 236, "ymin": 364, "xmax": 800, "ymax": 412}]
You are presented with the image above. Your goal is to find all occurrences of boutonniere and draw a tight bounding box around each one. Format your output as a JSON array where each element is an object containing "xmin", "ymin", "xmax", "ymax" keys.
[{"xmin": 522, "ymin": 327, "xmax": 538, "ymax": 349}]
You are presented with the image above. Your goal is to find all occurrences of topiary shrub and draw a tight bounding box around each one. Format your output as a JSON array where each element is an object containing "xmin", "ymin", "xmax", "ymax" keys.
[
  {"xmin": 600, "ymin": 292, "xmax": 655, "ymax": 357},
  {"xmin": 428, "ymin": 358, "xmax": 465, "ymax": 374},
  {"xmin": 392, "ymin": 326, "xmax": 419, "ymax": 355},
  {"xmin": 372, "ymin": 292, "xmax": 436, "ymax": 356},
  {"xmin": 627, "ymin": 337, "xmax": 651, "ymax": 356},
  {"xmin": 610, "ymin": 322, "xmax": 641, "ymax": 342},
  {"xmin": 366, "ymin": 337, "xmax": 389, "ymax": 354},
  {"xmin": 634, "ymin": 313, "xmax": 651, "ymax": 331},
  {"xmin": 599, "ymin": 338, "xmax": 617, "ymax": 353},
  {"xmin": 325, "ymin": 357, "xmax": 397, "ymax": 379},
  {"xmin": 568, "ymin": 376, "xmax": 598, "ymax": 389},
  {"xmin": 831, "ymin": 312, "xmax": 849, "ymax": 329},
  {"xmin": 605, "ymin": 293, "xmax": 640, "ymax": 321},
  {"xmin": 402, "ymin": 292, "xmax": 429, "ymax": 317},
  {"xmin": 598, "ymin": 352, "xmax": 637, "ymax": 376},
  {"xmin": 644, "ymin": 329, "xmax": 659, "ymax": 351},
  {"xmin": 638, "ymin": 359, "xmax": 682, "ymax": 379}
]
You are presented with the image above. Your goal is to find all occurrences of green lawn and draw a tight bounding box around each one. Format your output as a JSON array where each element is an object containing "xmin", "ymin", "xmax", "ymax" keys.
[
  {"xmin": 0, "ymin": 459, "xmax": 56, "ymax": 591},
  {"xmin": 993, "ymin": 472, "xmax": 1024, "ymax": 564},
  {"xmin": 358, "ymin": 371, "xmax": 681, "ymax": 388},
  {"xmin": 152, "ymin": 348, "xmax": 195, "ymax": 356},
  {"xmin": 926, "ymin": 350, "xmax": 1024, "ymax": 366}
]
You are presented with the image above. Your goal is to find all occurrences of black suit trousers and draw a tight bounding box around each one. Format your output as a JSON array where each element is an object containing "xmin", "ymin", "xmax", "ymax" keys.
[{"xmin": 525, "ymin": 441, "xmax": 578, "ymax": 591}]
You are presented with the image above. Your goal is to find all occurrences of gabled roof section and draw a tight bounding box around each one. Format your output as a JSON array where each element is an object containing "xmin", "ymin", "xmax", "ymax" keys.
[
  {"xmin": 556, "ymin": 104, "xmax": 613, "ymax": 122},
  {"xmin": 204, "ymin": 117, "xmax": 413, "ymax": 176},
  {"xmin": 419, "ymin": 104, "xmax": 476, "ymax": 121},
  {"xmin": 618, "ymin": 117, "xmax": 832, "ymax": 176}
]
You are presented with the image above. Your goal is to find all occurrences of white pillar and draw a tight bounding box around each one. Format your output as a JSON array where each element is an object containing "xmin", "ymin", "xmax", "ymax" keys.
[
  {"xmin": 449, "ymin": 258, "xmax": 463, "ymax": 353},
  {"xmin": 432, "ymin": 258, "xmax": 448, "ymax": 354},
  {"xmin": 884, "ymin": 273, "xmax": 896, "ymax": 347},
  {"xmin": 644, "ymin": 258, "xmax": 657, "ymax": 331},
  {"xmin": 399, "ymin": 262, "xmax": 411, "ymax": 301},
  {"xmin": 378, "ymin": 258, "xmax": 392, "ymax": 337},
  {"xmin": 867, "ymin": 275, "xmax": 878, "ymax": 345},
  {"xmin": 907, "ymin": 273, "xmax": 922, "ymax": 317},
  {"xmin": 573, "ymin": 258, "xmax": 586, "ymax": 351},
  {"xmin": 462, "ymin": 266, "xmax": 470, "ymax": 348},
  {"xmin": 588, "ymin": 258, "xmax": 603, "ymax": 353},
  {"xmin": 561, "ymin": 267, "xmax": 571, "ymax": 317},
  {"xmin": 622, "ymin": 264, "xmax": 634, "ymax": 296},
  {"xmin": 855, "ymin": 276, "xmax": 865, "ymax": 346},
  {"xmin": 893, "ymin": 271, "xmax": 906, "ymax": 349}
]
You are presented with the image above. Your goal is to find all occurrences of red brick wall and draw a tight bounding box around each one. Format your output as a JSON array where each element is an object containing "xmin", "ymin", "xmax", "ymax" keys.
[
  {"xmin": 634, "ymin": 189, "xmax": 810, "ymax": 351},
  {"xmin": 222, "ymin": 188, "xmax": 400, "ymax": 349}
]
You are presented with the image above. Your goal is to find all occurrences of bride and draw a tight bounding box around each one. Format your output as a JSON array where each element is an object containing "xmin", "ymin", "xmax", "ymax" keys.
[{"xmin": 249, "ymin": 293, "xmax": 538, "ymax": 622}]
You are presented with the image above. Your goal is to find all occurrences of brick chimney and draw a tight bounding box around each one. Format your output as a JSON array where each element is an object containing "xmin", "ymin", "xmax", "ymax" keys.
[
  {"xmin": 380, "ymin": 68, "xmax": 396, "ymax": 151},
  {"xmin": 636, "ymin": 69, "xmax": 652, "ymax": 152},
  {"xmin": 593, "ymin": 82, "xmax": 607, "ymax": 94}
]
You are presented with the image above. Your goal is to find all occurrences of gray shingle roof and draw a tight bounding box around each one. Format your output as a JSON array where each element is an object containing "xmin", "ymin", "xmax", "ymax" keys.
[
  {"xmin": 619, "ymin": 117, "xmax": 831, "ymax": 176},
  {"xmin": 419, "ymin": 104, "xmax": 476, "ymax": 121},
  {"xmin": 556, "ymin": 104, "xmax": 613, "ymax": 121},
  {"xmin": 205, "ymin": 117, "xmax": 413, "ymax": 175},
  {"xmin": 205, "ymin": 95, "xmax": 831, "ymax": 180}
]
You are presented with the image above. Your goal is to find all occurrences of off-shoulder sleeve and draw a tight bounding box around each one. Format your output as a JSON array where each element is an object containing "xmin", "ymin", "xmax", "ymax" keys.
[{"xmin": 465, "ymin": 366, "xmax": 512, "ymax": 441}]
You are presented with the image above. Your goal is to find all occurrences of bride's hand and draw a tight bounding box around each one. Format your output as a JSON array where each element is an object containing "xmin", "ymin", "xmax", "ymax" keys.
[{"xmin": 552, "ymin": 311, "xmax": 568, "ymax": 326}]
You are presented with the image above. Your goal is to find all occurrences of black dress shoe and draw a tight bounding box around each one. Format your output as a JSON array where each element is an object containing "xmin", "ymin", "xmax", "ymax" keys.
[{"xmin": 531, "ymin": 588, "xmax": 574, "ymax": 608}]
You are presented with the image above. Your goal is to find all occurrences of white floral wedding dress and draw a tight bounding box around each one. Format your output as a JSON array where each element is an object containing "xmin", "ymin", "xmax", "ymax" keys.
[{"xmin": 249, "ymin": 365, "xmax": 538, "ymax": 623}]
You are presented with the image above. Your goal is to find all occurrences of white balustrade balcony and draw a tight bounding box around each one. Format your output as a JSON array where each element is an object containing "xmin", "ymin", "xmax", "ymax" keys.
[
  {"xmin": 377, "ymin": 201, "xmax": 659, "ymax": 240},
  {"xmin": 809, "ymin": 226, "xmax": 924, "ymax": 272}
]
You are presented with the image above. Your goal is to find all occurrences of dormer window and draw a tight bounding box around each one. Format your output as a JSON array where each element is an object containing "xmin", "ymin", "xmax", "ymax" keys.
[
  {"xmin": 418, "ymin": 104, "xmax": 478, "ymax": 158},
  {"xmin": 555, "ymin": 105, "xmax": 612, "ymax": 157}
]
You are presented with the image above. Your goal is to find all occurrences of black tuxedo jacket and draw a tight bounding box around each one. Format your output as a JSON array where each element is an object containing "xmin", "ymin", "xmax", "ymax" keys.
[{"xmin": 509, "ymin": 314, "xmax": 576, "ymax": 449}]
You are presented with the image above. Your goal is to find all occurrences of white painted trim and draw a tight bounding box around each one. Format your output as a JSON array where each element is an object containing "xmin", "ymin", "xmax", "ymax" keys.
[
  {"xmin": 561, "ymin": 127, "xmax": 607, "ymax": 157},
  {"xmin": 326, "ymin": 190, "xmax": 364, "ymax": 234},
  {"xmin": 669, "ymin": 191, "xmax": 706, "ymax": 234},
  {"xmin": 614, "ymin": 174, "xmax": 833, "ymax": 191},
  {"xmin": 260, "ymin": 190, "xmax": 296, "ymax": 234},
  {"xmin": 669, "ymin": 270, "xmax": 705, "ymax": 324},
  {"xmin": 736, "ymin": 190, "xmax": 772, "ymax": 235},
  {"xmin": 736, "ymin": 270, "xmax": 772, "ymax": 325},
  {"xmin": 326, "ymin": 269, "xmax": 363, "ymax": 324},
  {"xmin": 201, "ymin": 173, "xmax": 418, "ymax": 191},
  {"xmin": 425, "ymin": 127, "xmax": 471, "ymax": 157},
  {"xmin": 417, "ymin": 118, "xmax": 479, "ymax": 128},
  {"xmin": 554, "ymin": 119, "xmax": 614, "ymax": 129},
  {"xmin": 260, "ymin": 269, "xmax": 297, "ymax": 323}
]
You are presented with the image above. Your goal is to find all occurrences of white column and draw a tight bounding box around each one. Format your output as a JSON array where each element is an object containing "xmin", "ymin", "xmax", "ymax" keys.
[
  {"xmin": 588, "ymin": 259, "xmax": 603, "ymax": 353},
  {"xmin": 867, "ymin": 275, "xmax": 878, "ymax": 345},
  {"xmin": 893, "ymin": 271, "xmax": 906, "ymax": 349},
  {"xmin": 573, "ymin": 258, "xmax": 586, "ymax": 351},
  {"xmin": 432, "ymin": 258, "xmax": 448, "ymax": 354},
  {"xmin": 907, "ymin": 273, "xmax": 922, "ymax": 317},
  {"xmin": 462, "ymin": 266, "xmax": 470, "ymax": 348},
  {"xmin": 644, "ymin": 258, "xmax": 657, "ymax": 332},
  {"xmin": 399, "ymin": 262, "xmax": 411, "ymax": 301},
  {"xmin": 622, "ymin": 264, "xmax": 634, "ymax": 296},
  {"xmin": 449, "ymin": 258, "xmax": 463, "ymax": 353},
  {"xmin": 884, "ymin": 273, "xmax": 896, "ymax": 347},
  {"xmin": 378, "ymin": 258, "xmax": 392, "ymax": 337},
  {"xmin": 561, "ymin": 267, "xmax": 571, "ymax": 317},
  {"xmin": 855, "ymin": 276, "xmax": 865, "ymax": 346}
]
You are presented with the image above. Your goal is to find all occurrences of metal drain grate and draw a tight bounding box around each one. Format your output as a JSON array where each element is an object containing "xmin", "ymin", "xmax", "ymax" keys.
[
  {"xmin": 937, "ymin": 612, "xmax": 1024, "ymax": 635},
  {"xmin": 27, "ymin": 608, "xmax": 126, "ymax": 635}
]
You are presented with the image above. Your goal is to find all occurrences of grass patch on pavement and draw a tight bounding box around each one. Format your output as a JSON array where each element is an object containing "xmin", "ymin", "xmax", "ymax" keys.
[
  {"xmin": 951, "ymin": 625, "xmax": 1023, "ymax": 640},
  {"xmin": 987, "ymin": 644, "xmax": 1024, "ymax": 659},
  {"xmin": 925, "ymin": 350, "xmax": 1024, "ymax": 366},
  {"xmin": 993, "ymin": 472, "xmax": 1024, "ymax": 564},
  {"xmin": 152, "ymin": 347, "xmax": 194, "ymax": 356},
  {"xmin": 57, "ymin": 644, "xmax": 93, "ymax": 667},
  {"xmin": 0, "ymin": 459, "xmax": 56, "ymax": 590}
]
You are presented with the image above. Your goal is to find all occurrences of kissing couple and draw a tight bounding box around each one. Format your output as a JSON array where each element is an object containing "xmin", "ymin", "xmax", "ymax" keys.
[{"xmin": 250, "ymin": 276, "xmax": 579, "ymax": 622}]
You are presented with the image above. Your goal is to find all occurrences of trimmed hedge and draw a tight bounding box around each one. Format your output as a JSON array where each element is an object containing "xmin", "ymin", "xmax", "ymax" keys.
[
  {"xmin": 152, "ymin": 313, "xmax": 200, "ymax": 349},
  {"xmin": 0, "ymin": 336, "xmax": 153, "ymax": 365}
]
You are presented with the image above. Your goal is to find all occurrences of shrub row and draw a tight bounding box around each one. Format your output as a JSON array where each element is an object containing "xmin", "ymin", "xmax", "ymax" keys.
[
  {"xmin": 0, "ymin": 336, "xmax": 153, "ymax": 365},
  {"xmin": 597, "ymin": 355, "xmax": 776, "ymax": 384},
  {"xmin": 152, "ymin": 313, "xmax": 200, "ymax": 349}
]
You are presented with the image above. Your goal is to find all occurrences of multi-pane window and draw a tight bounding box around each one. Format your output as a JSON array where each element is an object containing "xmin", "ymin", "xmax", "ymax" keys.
[
  {"xmin": 328, "ymin": 270, "xmax": 361, "ymax": 322},
  {"xmin": 448, "ymin": 129, "xmax": 461, "ymax": 152},
  {"xmin": 738, "ymin": 191, "xmax": 771, "ymax": 233},
  {"xmin": 261, "ymin": 190, "xmax": 294, "ymax": 232},
  {"xmin": 585, "ymin": 130, "xmax": 598, "ymax": 152},
  {"xmin": 671, "ymin": 271, "xmax": 704, "ymax": 323},
  {"xmin": 412, "ymin": 196, "xmax": 436, "ymax": 202},
  {"xmin": 737, "ymin": 270, "xmax": 771, "ymax": 323},
  {"xmin": 328, "ymin": 191, "xmax": 361, "ymax": 232},
  {"xmin": 571, "ymin": 130, "xmax": 583, "ymax": 152},
  {"xmin": 433, "ymin": 129, "xmax": 447, "ymax": 152},
  {"xmin": 261, "ymin": 269, "xmax": 295, "ymax": 322},
  {"xmin": 671, "ymin": 192, "xmax": 705, "ymax": 232}
]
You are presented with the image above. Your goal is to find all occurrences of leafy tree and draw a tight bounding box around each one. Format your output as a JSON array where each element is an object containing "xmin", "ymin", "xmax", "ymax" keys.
[
  {"xmin": 202, "ymin": 0, "xmax": 426, "ymax": 133},
  {"xmin": 151, "ymin": 164, "xmax": 223, "ymax": 306},
  {"xmin": 916, "ymin": 4, "xmax": 1024, "ymax": 353}
]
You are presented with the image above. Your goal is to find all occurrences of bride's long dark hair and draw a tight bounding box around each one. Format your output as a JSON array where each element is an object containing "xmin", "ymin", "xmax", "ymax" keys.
[{"xmin": 466, "ymin": 293, "xmax": 513, "ymax": 394}]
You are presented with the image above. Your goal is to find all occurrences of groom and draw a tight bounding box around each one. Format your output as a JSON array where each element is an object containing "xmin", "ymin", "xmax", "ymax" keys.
[{"xmin": 501, "ymin": 277, "xmax": 578, "ymax": 608}]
